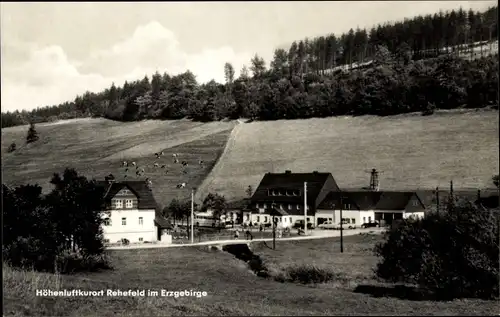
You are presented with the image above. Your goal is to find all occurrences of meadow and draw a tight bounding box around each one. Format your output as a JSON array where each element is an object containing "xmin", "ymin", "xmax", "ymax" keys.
[
  {"xmin": 4, "ymin": 234, "xmax": 498, "ymax": 316},
  {"xmin": 1, "ymin": 118, "xmax": 235, "ymax": 207},
  {"xmin": 197, "ymin": 108, "xmax": 499, "ymax": 201}
]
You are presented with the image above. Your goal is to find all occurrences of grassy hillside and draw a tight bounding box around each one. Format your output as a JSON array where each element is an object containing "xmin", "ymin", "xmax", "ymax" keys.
[
  {"xmin": 2, "ymin": 118, "xmax": 235, "ymax": 208},
  {"xmin": 197, "ymin": 109, "xmax": 499, "ymax": 201},
  {"xmin": 4, "ymin": 234, "xmax": 498, "ymax": 316}
]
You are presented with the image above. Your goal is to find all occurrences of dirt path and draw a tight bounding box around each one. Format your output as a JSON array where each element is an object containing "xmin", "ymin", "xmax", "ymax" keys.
[
  {"xmin": 107, "ymin": 228, "xmax": 386, "ymax": 250},
  {"xmin": 194, "ymin": 119, "xmax": 245, "ymax": 201}
]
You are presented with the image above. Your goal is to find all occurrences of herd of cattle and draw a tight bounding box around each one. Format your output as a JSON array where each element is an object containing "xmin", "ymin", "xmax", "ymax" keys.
[{"xmin": 114, "ymin": 151, "xmax": 205, "ymax": 189}]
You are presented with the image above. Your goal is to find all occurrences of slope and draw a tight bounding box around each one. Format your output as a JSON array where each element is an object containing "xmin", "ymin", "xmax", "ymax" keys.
[
  {"xmin": 198, "ymin": 109, "xmax": 499, "ymax": 201},
  {"xmin": 2, "ymin": 118, "xmax": 236, "ymax": 208}
]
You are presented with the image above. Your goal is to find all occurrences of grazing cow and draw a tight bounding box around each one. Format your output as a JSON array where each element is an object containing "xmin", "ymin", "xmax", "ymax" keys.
[
  {"xmin": 176, "ymin": 183, "xmax": 186, "ymax": 188},
  {"xmin": 181, "ymin": 161, "xmax": 188, "ymax": 167},
  {"xmin": 141, "ymin": 168, "xmax": 145, "ymax": 173},
  {"xmin": 174, "ymin": 158, "xmax": 179, "ymax": 164},
  {"xmin": 122, "ymin": 161, "xmax": 128, "ymax": 167},
  {"xmin": 165, "ymin": 170, "xmax": 169, "ymax": 174},
  {"xmin": 125, "ymin": 168, "xmax": 129, "ymax": 172},
  {"xmin": 199, "ymin": 160, "xmax": 204, "ymax": 165},
  {"xmin": 132, "ymin": 162, "xmax": 136, "ymax": 167},
  {"xmin": 124, "ymin": 175, "xmax": 127, "ymax": 178},
  {"xmin": 182, "ymin": 170, "xmax": 188, "ymax": 174},
  {"xmin": 161, "ymin": 164, "xmax": 166, "ymax": 168},
  {"xmin": 160, "ymin": 151, "xmax": 164, "ymax": 156},
  {"xmin": 172, "ymin": 153, "xmax": 177, "ymax": 158},
  {"xmin": 154, "ymin": 162, "xmax": 159, "ymax": 168}
]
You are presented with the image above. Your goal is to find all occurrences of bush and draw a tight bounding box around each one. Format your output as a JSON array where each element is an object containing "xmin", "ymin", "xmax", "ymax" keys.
[
  {"xmin": 285, "ymin": 264, "xmax": 337, "ymax": 284},
  {"xmin": 375, "ymin": 202, "xmax": 499, "ymax": 299},
  {"xmin": 7, "ymin": 142, "xmax": 16, "ymax": 153},
  {"xmin": 121, "ymin": 238, "xmax": 130, "ymax": 245}
]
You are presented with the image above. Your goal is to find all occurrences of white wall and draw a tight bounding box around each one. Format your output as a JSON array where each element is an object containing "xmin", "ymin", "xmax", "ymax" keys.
[
  {"xmin": 316, "ymin": 209, "xmax": 373, "ymax": 227},
  {"xmin": 403, "ymin": 211, "xmax": 425, "ymax": 220},
  {"xmin": 102, "ymin": 209, "xmax": 156, "ymax": 243}
]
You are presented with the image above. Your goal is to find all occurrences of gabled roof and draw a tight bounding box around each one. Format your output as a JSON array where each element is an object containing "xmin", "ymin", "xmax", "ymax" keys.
[
  {"xmin": 375, "ymin": 192, "xmax": 415, "ymax": 210},
  {"xmin": 96, "ymin": 181, "xmax": 157, "ymax": 210},
  {"xmin": 251, "ymin": 172, "xmax": 334, "ymax": 204},
  {"xmin": 318, "ymin": 190, "xmax": 421, "ymax": 211}
]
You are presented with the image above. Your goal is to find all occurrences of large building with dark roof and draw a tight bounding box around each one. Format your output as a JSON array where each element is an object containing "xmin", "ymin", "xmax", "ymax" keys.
[
  {"xmin": 244, "ymin": 170, "xmax": 341, "ymax": 227},
  {"xmin": 315, "ymin": 190, "xmax": 427, "ymax": 227},
  {"xmin": 97, "ymin": 180, "xmax": 172, "ymax": 244}
]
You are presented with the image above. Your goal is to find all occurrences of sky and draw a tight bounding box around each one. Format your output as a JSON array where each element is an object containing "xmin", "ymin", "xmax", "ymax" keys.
[{"xmin": 1, "ymin": 1, "xmax": 496, "ymax": 112}]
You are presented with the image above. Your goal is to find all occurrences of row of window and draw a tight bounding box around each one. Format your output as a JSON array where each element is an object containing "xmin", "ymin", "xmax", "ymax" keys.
[
  {"xmin": 267, "ymin": 189, "xmax": 301, "ymax": 197},
  {"xmin": 103, "ymin": 237, "xmax": 144, "ymax": 244},
  {"xmin": 114, "ymin": 199, "xmax": 134, "ymax": 209},
  {"xmin": 253, "ymin": 216, "xmax": 312, "ymax": 223},
  {"xmin": 256, "ymin": 203, "xmax": 309, "ymax": 210},
  {"xmin": 104, "ymin": 217, "xmax": 143, "ymax": 226},
  {"xmin": 255, "ymin": 203, "xmax": 352, "ymax": 210}
]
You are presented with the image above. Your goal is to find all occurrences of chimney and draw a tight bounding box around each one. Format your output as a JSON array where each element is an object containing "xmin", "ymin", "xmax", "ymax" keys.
[{"xmin": 285, "ymin": 170, "xmax": 291, "ymax": 174}]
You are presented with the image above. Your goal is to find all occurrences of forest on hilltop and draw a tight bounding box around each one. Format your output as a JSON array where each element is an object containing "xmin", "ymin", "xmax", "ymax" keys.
[{"xmin": 2, "ymin": 6, "xmax": 498, "ymax": 128}]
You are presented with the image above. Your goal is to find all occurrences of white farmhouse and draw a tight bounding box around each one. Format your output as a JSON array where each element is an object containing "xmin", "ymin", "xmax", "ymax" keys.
[
  {"xmin": 98, "ymin": 180, "xmax": 171, "ymax": 244},
  {"xmin": 315, "ymin": 190, "xmax": 427, "ymax": 227}
]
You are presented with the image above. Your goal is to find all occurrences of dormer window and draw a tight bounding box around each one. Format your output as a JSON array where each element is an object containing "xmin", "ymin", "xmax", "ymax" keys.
[{"xmin": 114, "ymin": 199, "xmax": 123, "ymax": 209}]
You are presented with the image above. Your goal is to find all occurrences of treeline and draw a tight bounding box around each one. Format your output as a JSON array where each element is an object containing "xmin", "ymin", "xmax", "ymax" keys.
[
  {"xmin": 2, "ymin": 168, "xmax": 112, "ymax": 273},
  {"xmin": 2, "ymin": 6, "xmax": 498, "ymax": 128}
]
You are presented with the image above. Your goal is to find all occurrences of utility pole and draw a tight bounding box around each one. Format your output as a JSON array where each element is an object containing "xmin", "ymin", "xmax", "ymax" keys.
[
  {"xmin": 436, "ymin": 187, "xmax": 440, "ymax": 214},
  {"xmin": 304, "ymin": 182, "xmax": 308, "ymax": 236},
  {"xmin": 272, "ymin": 202, "xmax": 276, "ymax": 250},
  {"xmin": 191, "ymin": 188, "xmax": 195, "ymax": 244},
  {"xmin": 340, "ymin": 193, "xmax": 344, "ymax": 253}
]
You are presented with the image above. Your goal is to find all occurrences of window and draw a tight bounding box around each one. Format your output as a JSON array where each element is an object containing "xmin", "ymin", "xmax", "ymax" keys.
[
  {"xmin": 296, "ymin": 204, "xmax": 300, "ymax": 210},
  {"xmin": 344, "ymin": 204, "xmax": 351, "ymax": 210},
  {"xmin": 328, "ymin": 218, "xmax": 332, "ymax": 222},
  {"xmin": 279, "ymin": 204, "xmax": 283, "ymax": 210},
  {"xmin": 289, "ymin": 217, "xmax": 292, "ymax": 223},
  {"xmin": 139, "ymin": 217, "xmax": 143, "ymax": 225},
  {"xmin": 413, "ymin": 201, "xmax": 419, "ymax": 207},
  {"xmin": 284, "ymin": 217, "xmax": 287, "ymax": 223},
  {"xmin": 288, "ymin": 204, "xmax": 292, "ymax": 210},
  {"xmin": 351, "ymin": 218, "xmax": 356, "ymax": 224},
  {"xmin": 264, "ymin": 216, "xmax": 268, "ymax": 222},
  {"xmin": 114, "ymin": 199, "xmax": 123, "ymax": 209},
  {"xmin": 104, "ymin": 218, "xmax": 111, "ymax": 226},
  {"xmin": 307, "ymin": 217, "xmax": 311, "ymax": 222},
  {"xmin": 256, "ymin": 216, "xmax": 260, "ymax": 222},
  {"xmin": 125, "ymin": 199, "xmax": 133, "ymax": 208},
  {"xmin": 368, "ymin": 216, "xmax": 372, "ymax": 223},
  {"xmin": 256, "ymin": 203, "xmax": 260, "ymax": 209},
  {"xmin": 122, "ymin": 217, "xmax": 127, "ymax": 226},
  {"xmin": 263, "ymin": 203, "xmax": 267, "ymax": 209},
  {"xmin": 138, "ymin": 237, "xmax": 143, "ymax": 242},
  {"xmin": 363, "ymin": 217, "xmax": 366, "ymax": 223},
  {"xmin": 120, "ymin": 189, "xmax": 130, "ymax": 195}
]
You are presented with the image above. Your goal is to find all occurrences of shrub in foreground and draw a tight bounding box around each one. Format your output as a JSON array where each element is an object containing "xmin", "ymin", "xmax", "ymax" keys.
[
  {"xmin": 375, "ymin": 202, "xmax": 499, "ymax": 299},
  {"xmin": 285, "ymin": 264, "xmax": 337, "ymax": 284}
]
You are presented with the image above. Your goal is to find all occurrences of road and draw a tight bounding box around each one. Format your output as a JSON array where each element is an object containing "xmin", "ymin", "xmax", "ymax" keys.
[{"xmin": 107, "ymin": 228, "xmax": 386, "ymax": 250}]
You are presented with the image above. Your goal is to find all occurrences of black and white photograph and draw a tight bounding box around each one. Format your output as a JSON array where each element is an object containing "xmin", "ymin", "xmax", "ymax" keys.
[{"xmin": 1, "ymin": 1, "xmax": 499, "ymax": 316}]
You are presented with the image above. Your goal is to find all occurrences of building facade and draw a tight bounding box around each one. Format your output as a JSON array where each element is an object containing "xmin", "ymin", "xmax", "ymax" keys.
[
  {"xmin": 245, "ymin": 170, "xmax": 341, "ymax": 228},
  {"xmin": 316, "ymin": 190, "xmax": 427, "ymax": 227},
  {"xmin": 98, "ymin": 181, "xmax": 163, "ymax": 244}
]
